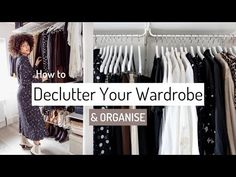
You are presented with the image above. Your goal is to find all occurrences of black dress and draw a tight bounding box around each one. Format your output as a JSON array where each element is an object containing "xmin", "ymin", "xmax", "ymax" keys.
[{"xmin": 16, "ymin": 55, "xmax": 46, "ymax": 141}]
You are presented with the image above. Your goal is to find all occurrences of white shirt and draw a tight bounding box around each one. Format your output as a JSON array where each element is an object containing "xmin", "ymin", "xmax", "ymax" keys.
[
  {"xmin": 67, "ymin": 22, "xmax": 83, "ymax": 78},
  {"xmin": 162, "ymin": 55, "xmax": 168, "ymax": 83},
  {"xmin": 179, "ymin": 52, "xmax": 199, "ymax": 155},
  {"xmin": 159, "ymin": 51, "xmax": 182, "ymax": 154}
]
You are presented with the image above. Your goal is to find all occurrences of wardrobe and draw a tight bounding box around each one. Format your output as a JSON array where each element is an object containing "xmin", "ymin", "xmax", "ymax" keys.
[{"xmin": 83, "ymin": 22, "xmax": 236, "ymax": 155}]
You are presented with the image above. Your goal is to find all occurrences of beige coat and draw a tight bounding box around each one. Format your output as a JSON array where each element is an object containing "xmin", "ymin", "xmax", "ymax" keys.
[{"xmin": 215, "ymin": 53, "xmax": 236, "ymax": 154}]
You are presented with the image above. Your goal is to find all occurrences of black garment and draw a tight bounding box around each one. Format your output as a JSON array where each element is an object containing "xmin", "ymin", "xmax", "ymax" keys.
[
  {"xmin": 108, "ymin": 74, "xmax": 123, "ymax": 155},
  {"xmin": 34, "ymin": 30, "xmax": 49, "ymax": 73},
  {"xmin": 9, "ymin": 55, "xmax": 17, "ymax": 77},
  {"xmin": 63, "ymin": 23, "xmax": 74, "ymax": 83},
  {"xmin": 35, "ymin": 32, "xmax": 43, "ymax": 72},
  {"xmin": 151, "ymin": 56, "xmax": 164, "ymax": 154},
  {"xmin": 195, "ymin": 54, "xmax": 215, "ymax": 155},
  {"xmin": 151, "ymin": 56, "xmax": 163, "ymax": 83},
  {"xmin": 41, "ymin": 30, "xmax": 49, "ymax": 73},
  {"xmin": 136, "ymin": 75, "xmax": 154, "ymax": 155},
  {"xmin": 47, "ymin": 32, "xmax": 53, "ymax": 76},
  {"xmin": 51, "ymin": 30, "xmax": 70, "ymax": 83},
  {"xmin": 121, "ymin": 73, "xmax": 131, "ymax": 155},
  {"xmin": 186, "ymin": 53, "xmax": 198, "ymax": 83},
  {"xmin": 93, "ymin": 49, "xmax": 112, "ymax": 155},
  {"xmin": 204, "ymin": 50, "xmax": 228, "ymax": 154},
  {"xmin": 93, "ymin": 49, "xmax": 105, "ymax": 83},
  {"xmin": 137, "ymin": 56, "xmax": 164, "ymax": 155},
  {"xmin": 15, "ymin": 22, "xmax": 24, "ymax": 29}
]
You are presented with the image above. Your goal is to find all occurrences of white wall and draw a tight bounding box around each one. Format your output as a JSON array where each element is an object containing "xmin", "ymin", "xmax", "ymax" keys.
[{"xmin": 0, "ymin": 22, "xmax": 18, "ymax": 126}]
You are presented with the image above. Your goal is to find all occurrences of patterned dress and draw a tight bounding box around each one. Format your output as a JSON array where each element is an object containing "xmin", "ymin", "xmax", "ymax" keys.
[{"xmin": 16, "ymin": 55, "xmax": 46, "ymax": 141}]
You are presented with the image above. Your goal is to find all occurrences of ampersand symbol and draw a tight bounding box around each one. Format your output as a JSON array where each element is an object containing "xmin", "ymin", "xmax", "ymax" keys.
[{"xmin": 91, "ymin": 113, "xmax": 98, "ymax": 122}]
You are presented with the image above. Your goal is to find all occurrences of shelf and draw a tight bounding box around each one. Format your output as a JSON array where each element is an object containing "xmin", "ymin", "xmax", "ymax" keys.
[
  {"xmin": 45, "ymin": 120, "xmax": 58, "ymax": 126},
  {"xmin": 44, "ymin": 120, "xmax": 70, "ymax": 129},
  {"xmin": 66, "ymin": 112, "xmax": 83, "ymax": 121}
]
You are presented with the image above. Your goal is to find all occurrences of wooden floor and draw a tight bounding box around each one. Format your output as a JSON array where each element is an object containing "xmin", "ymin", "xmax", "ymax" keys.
[{"xmin": 0, "ymin": 123, "xmax": 70, "ymax": 155}]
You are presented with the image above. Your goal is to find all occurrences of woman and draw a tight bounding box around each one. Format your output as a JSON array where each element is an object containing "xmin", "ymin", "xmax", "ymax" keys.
[{"xmin": 8, "ymin": 33, "xmax": 48, "ymax": 155}]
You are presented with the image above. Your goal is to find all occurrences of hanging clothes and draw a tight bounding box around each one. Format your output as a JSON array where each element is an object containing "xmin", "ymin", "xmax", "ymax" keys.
[
  {"xmin": 28, "ymin": 32, "xmax": 39, "ymax": 67},
  {"xmin": 215, "ymin": 53, "xmax": 236, "ymax": 155},
  {"xmin": 159, "ymin": 50, "xmax": 199, "ymax": 154},
  {"xmin": 221, "ymin": 52, "xmax": 236, "ymax": 107},
  {"xmin": 129, "ymin": 73, "xmax": 139, "ymax": 155},
  {"xmin": 9, "ymin": 55, "xmax": 17, "ymax": 77},
  {"xmin": 67, "ymin": 22, "xmax": 83, "ymax": 79},
  {"xmin": 93, "ymin": 49, "xmax": 112, "ymax": 155},
  {"xmin": 137, "ymin": 74, "xmax": 153, "ymax": 155},
  {"xmin": 121, "ymin": 73, "xmax": 131, "ymax": 155},
  {"xmin": 186, "ymin": 53, "xmax": 198, "ymax": 83},
  {"xmin": 194, "ymin": 53, "xmax": 215, "ymax": 155},
  {"xmin": 180, "ymin": 52, "xmax": 199, "ymax": 154},
  {"xmin": 108, "ymin": 74, "xmax": 123, "ymax": 155},
  {"xmin": 204, "ymin": 50, "xmax": 228, "ymax": 155},
  {"xmin": 142, "ymin": 56, "xmax": 164, "ymax": 155}
]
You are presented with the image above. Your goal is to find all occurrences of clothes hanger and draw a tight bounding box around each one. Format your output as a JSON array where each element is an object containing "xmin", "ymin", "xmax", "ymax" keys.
[
  {"xmin": 184, "ymin": 47, "xmax": 188, "ymax": 53},
  {"xmin": 99, "ymin": 47, "xmax": 103, "ymax": 55},
  {"xmin": 121, "ymin": 45, "xmax": 128, "ymax": 73},
  {"xmin": 174, "ymin": 47, "xmax": 179, "ymax": 58},
  {"xmin": 228, "ymin": 47, "xmax": 234, "ymax": 55},
  {"xmin": 228, "ymin": 46, "xmax": 236, "ymax": 56},
  {"xmin": 109, "ymin": 45, "xmax": 118, "ymax": 73},
  {"xmin": 127, "ymin": 45, "xmax": 133, "ymax": 72},
  {"xmin": 114, "ymin": 46, "xmax": 123, "ymax": 74},
  {"xmin": 223, "ymin": 46, "xmax": 228, "ymax": 53},
  {"xmin": 54, "ymin": 22, "xmax": 65, "ymax": 30},
  {"xmin": 190, "ymin": 46, "xmax": 195, "ymax": 57},
  {"xmin": 212, "ymin": 46, "xmax": 218, "ymax": 56},
  {"xmin": 100, "ymin": 46, "xmax": 110, "ymax": 73},
  {"xmin": 171, "ymin": 47, "xmax": 175, "ymax": 56},
  {"xmin": 138, "ymin": 45, "xmax": 142, "ymax": 75},
  {"xmin": 202, "ymin": 46, "xmax": 206, "ymax": 53},
  {"xmin": 165, "ymin": 47, "xmax": 171, "ymax": 60},
  {"xmin": 174, "ymin": 47, "xmax": 182, "ymax": 63},
  {"xmin": 180, "ymin": 46, "xmax": 184, "ymax": 54},
  {"xmin": 101, "ymin": 46, "xmax": 106, "ymax": 59},
  {"xmin": 47, "ymin": 23, "xmax": 57, "ymax": 33},
  {"xmin": 217, "ymin": 46, "xmax": 223, "ymax": 53},
  {"xmin": 104, "ymin": 46, "xmax": 114, "ymax": 75},
  {"xmin": 166, "ymin": 47, "xmax": 169, "ymax": 53},
  {"xmin": 155, "ymin": 45, "xmax": 160, "ymax": 58},
  {"xmin": 170, "ymin": 46, "xmax": 177, "ymax": 63},
  {"xmin": 208, "ymin": 48, "xmax": 214, "ymax": 58},
  {"xmin": 197, "ymin": 46, "xmax": 204, "ymax": 60},
  {"xmin": 232, "ymin": 46, "xmax": 236, "ymax": 54}
]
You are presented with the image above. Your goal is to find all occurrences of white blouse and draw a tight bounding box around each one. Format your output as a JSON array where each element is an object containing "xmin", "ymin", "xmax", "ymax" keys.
[{"xmin": 67, "ymin": 22, "xmax": 83, "ymax": 78}]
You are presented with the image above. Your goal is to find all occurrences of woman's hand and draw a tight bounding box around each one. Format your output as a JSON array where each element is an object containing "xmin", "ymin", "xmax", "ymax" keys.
[
  {"xmin": 35, "ymin": 57, "xmax": 42, "ymax": 67},
  {"xmin": 41, "ymin": 74, "xmax": 48, "ymax": 82}
]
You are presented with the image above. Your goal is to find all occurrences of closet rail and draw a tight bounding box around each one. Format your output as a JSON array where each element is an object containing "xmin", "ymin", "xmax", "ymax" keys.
[
  {"xmin": 94, "ymin": 24, "xmax": 149, "ymax": 38},
  {"xmin": 12, "ymin": 22, "xmax": 57, "ymax": 33},
  {"xmin": 148, "ymin": 34, "xmax": 236, "ymax": 38},
  {"xmin": 94, "ymin": 22, "xmax": 236, "ymax": 39}
]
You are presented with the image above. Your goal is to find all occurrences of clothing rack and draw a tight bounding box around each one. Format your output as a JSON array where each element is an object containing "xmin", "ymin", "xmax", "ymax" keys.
[
  {"xmin": 12, "ymin": 22, "xmax": 57, "ymax": 33},
  {"xmin": 94, "ymin": 22, "xmax": 236, "ymax": 42}
]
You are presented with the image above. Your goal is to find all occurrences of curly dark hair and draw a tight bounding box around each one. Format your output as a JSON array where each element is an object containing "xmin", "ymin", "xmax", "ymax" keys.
[{"xmin": 8, "ymin": 33, "xmax": 34, "ymax": 57}]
